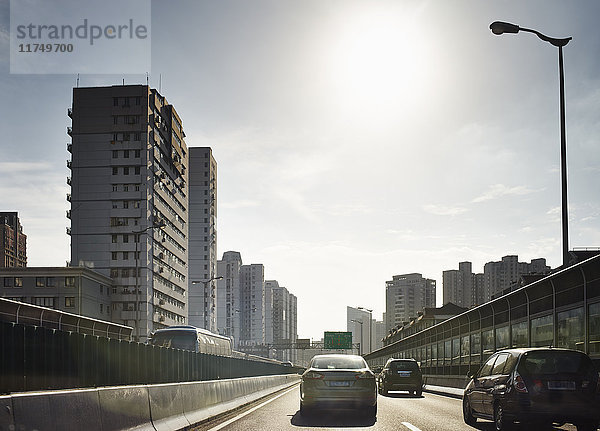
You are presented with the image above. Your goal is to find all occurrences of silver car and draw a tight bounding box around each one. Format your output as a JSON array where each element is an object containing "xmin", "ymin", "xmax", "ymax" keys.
[{"xmin": 300, "ymin": 354, "xmax": 377, "ymax": 417}]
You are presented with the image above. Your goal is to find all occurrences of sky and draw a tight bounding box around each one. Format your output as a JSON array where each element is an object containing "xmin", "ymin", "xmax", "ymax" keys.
[{"xmin": 1, "ymin": 0, "xmax": 600, "ymax": 341}]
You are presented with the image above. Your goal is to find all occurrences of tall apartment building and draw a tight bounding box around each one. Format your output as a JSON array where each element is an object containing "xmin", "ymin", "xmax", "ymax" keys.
[
  {"xmin": 346, "ymin": 306, "xmax": 373, "ymax": 354},
  {"xmin": 68, "ymin": 85, "xmax": 189, "ymax": 341},
  {"xmin": 188, "ymin": 147, "xmax": 218, "ymax": 331},
  {"xmin": 385, "ymin": 273, "xmax": 436, "ymax": 333},
  {"xmin": 442, "ymin": 261, "xmax": 484, "ymax": 308},
  {"xmin": 484, "ymin": 255, "xmax": 551, "ymax": 302},
  {"xmin": 372, "ymin": 319, "xmax": 386, "ymax": 351},
  {"xmin": 239, "ymin": 263, "xmax": 265, "ymax": 348},
  {"xmin": 270, "ymin": 282, "xmax": 298, "ymax": 362},
  {"xmin": 1, "ymin": 212, "xmax": 27, "ymax": 268},
  {"xmin": 216, "ymin": 251, "xmax": 242, "ymax": 348}
]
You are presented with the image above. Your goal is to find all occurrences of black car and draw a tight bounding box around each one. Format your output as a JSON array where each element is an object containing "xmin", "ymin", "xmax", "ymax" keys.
[
  {"xmin": 378, "ymin": 358, "xmax": 422, "ymax": 396},
  {"xmin": 463, "ymin": 347, "xmax": 599, "ymax": 431}
]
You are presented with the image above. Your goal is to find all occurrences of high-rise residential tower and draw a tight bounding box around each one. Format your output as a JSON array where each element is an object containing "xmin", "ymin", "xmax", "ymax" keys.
[
  {"xmin": 68, "ymin": 85, "xmax": 189, "ymax": 341},
  {"xmin": 188, "ymin": 147, "xmax": 218, "ymax": 331},
  {"xmin": 216, "ymin": 251, "xmax": 243, "ymax": 348},
  {"xmin": 239, "ymin": 263, "xmax": 265, "ymax": 347},
  {"xmin": 484, "ymin": 255, "xmax": 551, "ymax": 301},
  {"xmin": 442, "ymin": 261, "xmax": 483, "ymax": 308},
  {"xmin": 0, "ymin": 212, "xmax": 27, "ymax": 268},
  {"xmin": 385, "ymin": 273, "xmax": 436, "ymax": 333}
]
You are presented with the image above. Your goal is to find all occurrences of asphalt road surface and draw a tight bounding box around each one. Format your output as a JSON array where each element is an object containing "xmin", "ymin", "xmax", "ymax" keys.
[{"xmin": 193, "ymin": 385, "xmax": 581, "ymax": 431}]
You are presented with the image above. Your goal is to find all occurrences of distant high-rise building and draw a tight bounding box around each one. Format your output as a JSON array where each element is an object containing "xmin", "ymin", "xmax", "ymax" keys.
[
  {"xmin": 372, "ymin": 319, "xmax": 386, "ymax": 351},
  {"xmin": 347, "ymin": 306, "xmax": 372, "ymax": 354},
  {"xmin": 268, "ymin": 280, "xmax": 298, "ymax": 361},
  {"xmin": 68, "ymin": 85, "xmax": 188, "ymax": 341},
  {"xmin": 217, "ymin": 251, "xmax": 242, "ymax": 348},
  {"xmin": 484, "ymin": 255, "xmax": 551, "ymax": 301},
  {"xmin": 239, "ymin": 263, "xmax": 265, "ymax": 347},
  {"xmin": 188, "ymin": 147, "xmax": 218, "ymax": 331},
  {"xmin": 443, "ymin": 261, "xmax": 483, "ymax": 308},
  {"xmin": 0, "ymin": 212, "xmax": 27, "ymax": 268},
  {"xmin": 385, "ymin": 273, "xmax": 436, "ymax": 333}
]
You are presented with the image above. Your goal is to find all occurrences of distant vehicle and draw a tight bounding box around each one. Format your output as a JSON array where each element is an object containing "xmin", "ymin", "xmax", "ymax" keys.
[
  {"xmin": 463, "ymin": 348, "xmax": 600, "ymax": 431},
  {"xmin": 300, "ymin": 354, "xmax": 377, "ymax": 417},
  {"xmin": 377, "ymin": 358, "xmax": 422, "ymax": 396},
  {"xmin": 150, "ymin": 325, "xmax": 233, "ymax": 356}
]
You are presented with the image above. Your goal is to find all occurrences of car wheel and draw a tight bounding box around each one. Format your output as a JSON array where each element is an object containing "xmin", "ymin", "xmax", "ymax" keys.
[
  {"xmin": 494, "ymin": 403, "xmax": 512, "ymax": 431},
  {"xmin": 576, "ymin": 421, "xmax": 599, "ymax": 431},
  {"xmin": 300, "ymin": 401, "xmax": 310, "ymax": 417},
  {"xmin": 409, "ymin": 390, "xmax": 414, "ymax": 395},
  {"xmin": 416, "ymin": 388, "xmax": 422, "ymax": 397},
  {"xmin": 462, "ymin": 396, "xmax": 477, "ymax": 426}
]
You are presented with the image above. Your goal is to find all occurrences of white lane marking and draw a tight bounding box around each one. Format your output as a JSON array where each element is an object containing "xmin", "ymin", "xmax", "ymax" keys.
[
  {"xmin": 402, "ymin": 422, "xmax": 423, "ymax": 431},
  {"xmin": 205, "ymin": 384, "xmax": 299, "ymax": 431}
]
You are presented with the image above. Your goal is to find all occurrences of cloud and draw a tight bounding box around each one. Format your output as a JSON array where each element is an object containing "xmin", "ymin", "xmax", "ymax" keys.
[
  {"xmin": 0, "ymin": 161, "xmax": 53, "ymax": 173},
  {"xmin": 472, "ymin": 184, "xmax": 541, "ymax": 203},
  {"xmin": 422, "ymin": 204, "xmax": 468, "ymax": 216},
  {"xmin": 220, "ymin": 199, "xmax": 260, "ymax": 209}
]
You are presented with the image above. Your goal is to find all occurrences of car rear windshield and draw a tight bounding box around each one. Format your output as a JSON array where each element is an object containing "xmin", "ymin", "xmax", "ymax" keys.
[
  {"xmin": 518, "ymin": 351, "xmax": 593, "ymax": 376},
  {"xmin": 151, "ymin": 332, "xmax": 196, "ymax": 351},
  {"xmin": 311, "ymin": 356, "xmax": 366, "ymax": 370},
  {"xmin": 390, "ymin": 361, "xmax": 419, "ymax": 372}
]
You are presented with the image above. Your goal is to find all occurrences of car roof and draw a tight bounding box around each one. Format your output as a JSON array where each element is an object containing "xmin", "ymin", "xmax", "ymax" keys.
[
  {"xmin": 494, "ymin": 347, "xmax": 588, "ymax": 356},
  {"xmin": 311, "ymin": 354, "xmax": 363, "ymax": 360}
]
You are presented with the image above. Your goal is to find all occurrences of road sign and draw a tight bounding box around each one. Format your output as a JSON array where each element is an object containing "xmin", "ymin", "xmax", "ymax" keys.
[{"xmin": 324, "ymin": 331, "xmax": 353, "ymax": 349}]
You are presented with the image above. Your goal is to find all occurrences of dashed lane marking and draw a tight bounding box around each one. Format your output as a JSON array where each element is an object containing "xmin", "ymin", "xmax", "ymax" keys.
[{"xmin": 402, "ymin": 422, "xmax": 423, "ymax": 431}]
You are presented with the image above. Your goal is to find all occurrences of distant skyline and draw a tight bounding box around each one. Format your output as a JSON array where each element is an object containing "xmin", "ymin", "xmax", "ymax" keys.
[{"xmin": 1, "ymin": 0, "xmax": 600, "ymax": 340}]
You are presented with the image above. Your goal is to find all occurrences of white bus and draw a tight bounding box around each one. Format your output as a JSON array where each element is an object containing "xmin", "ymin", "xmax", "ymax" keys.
[{"xmin": 150, "ymin": 325, "xmax": 233, "ymax": 356}]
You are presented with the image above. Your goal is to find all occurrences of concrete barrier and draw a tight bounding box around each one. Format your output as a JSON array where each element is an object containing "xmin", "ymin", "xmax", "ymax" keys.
[
  {"xmin": 97, "ymin": 385, "xmax": 154, "ymax": 431},
  {"xmin": 1, "ymin": 374, "xmax": 300, "ymax": 431}
]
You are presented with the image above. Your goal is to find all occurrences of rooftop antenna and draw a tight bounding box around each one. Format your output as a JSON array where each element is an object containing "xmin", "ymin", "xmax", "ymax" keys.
[
  {"xmin": 122, "ymin": 78, "xmax": 125, "ymax": 86},
  {"xmin": 146, "ymin": 72, "xmax": 149, "ymax": 86},
  {"xmin": 76, "ymin": 73, "xmax": 79, "ymax": 87}
]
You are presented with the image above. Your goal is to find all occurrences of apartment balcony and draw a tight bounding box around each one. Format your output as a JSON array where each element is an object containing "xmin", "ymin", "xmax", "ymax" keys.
[
  {"xmin": 66, "ymin": 193, "xmax": 71, "ymax": 202},
  {"xmin": 66, "ymin": 210, "xmax": 71, "ymax": 219},
  {"xmin": 66, "ymin": 176, "xmax": 71, "ymax": 186},
  {"xmin": 66, "ymin": 160, "xmax": 72, "ymax": 169},
  {"xmin": 66, "ymin": 227, "xmax": 71, "ymax": 235},
  {"xmin": 67, "ymin": 143, "xmax": 72, "ymax": 153},
  {"xmin": 67, "ymin": 107, "xmax": 72, "ymax": 118},
  {"xmin": 67, "ymin": 126, "xmax": 72, "ymax": 136}
]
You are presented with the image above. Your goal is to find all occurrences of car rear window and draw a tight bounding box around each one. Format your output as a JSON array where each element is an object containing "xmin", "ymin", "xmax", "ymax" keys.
[
  {"xmin": 312, "ymin": 356, "xmax": 366, "ymax": 369},
  {"xmin": 518, "ymin": 351, "xmax": 593, "ymax": 376},
  {"xmin": 390, "ymin": 361, "xmax": 419, "ymax": 372}
]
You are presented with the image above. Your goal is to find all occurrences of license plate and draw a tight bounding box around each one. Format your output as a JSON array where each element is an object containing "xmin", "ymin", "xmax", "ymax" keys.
[
  {"xmin": 397, "ymin": 371, "xmax": 411, "ymax": 377},
  {"xmin": 328, "ymin": 381, "xmax": 351, "ymax": 387},
  {"xmin": 547, "ymin": 381, "xmax": 576, "ymax": 391}
]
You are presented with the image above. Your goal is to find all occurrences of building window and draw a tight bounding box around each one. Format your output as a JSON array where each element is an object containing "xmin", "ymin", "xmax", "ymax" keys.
[
  {"xmin": 123, "ymin": 252, "xmax": 129, "ymax": 260},
  {"xmin": 14, "ymin": 277, "xmax": 23, "ymax": 287},
  {"xmin": 65, "ymin": 297, "xmax": 75, "ymax": 308},
  {"xmin": 34, "ymin": 297, "xmax": 55, "ymax": 308},
  {"xmin": 133, "ymin": 201, "xmax": 140, "ymax": 208},
  {"xmin": 112, "ymin": 167, "xmax": 118, "ymax": 175},
  {"xmin": 135, "ymin": 149, "xmax": 140, "ymax": 157},
  {"xmin": 135, "ymin": 184, "xmax": 140, "ymax": 191},
  {"xmin": 46, "ymin": 277, "xmax": 56, "ymax": 287},
  {"xmin": 65, "ymin": 276, "xmax": 76, "ymax": 287},
  {"xmin": 36, "ymin": 277, "xmax": 45, "ymax": 287},
  {"xmin": 112, "ymin": 185, "xmax": 118, "ymax": 192},
  {"xmin": 112, "ymin": 202, "xmax": 118, "ymax": 209},
  {"xmin": 135, "ymin": 166, "xmax": 140, "ymax": 175},
  {"xmin": 3, "ymin": 278, "xmax": 12, "ymax": 287},
  {"xmin": 124, "ymin": 150, "xmax": 130, "ymax": 158},
  {"xmin": 123, "ymin": 201, "xmax": 129, "ymax": 209},
  {"xmin": 113, "ymin": 97, "xmax": 118, "ymax": 106},
  {"xmin": 124, "ymin": 167, "xmax": 129, "ymax": 175},
  {"xmin": 123, "ymin": 185, "xmax": 129, "ymax": 192},
  {"xmin": 111, "ymin": 252, "xmax": 118, "ymax": 260},
  {"xmin": 110, "ymin": 268, "xmax": 118, "ymax": 278},
  {"xmin": 112, "ymin": 234, "xmax": 118, "ymax": 243},
  {"xmin": 121, "ymin": 268, "xmax": 129, "ymax": 277},
  {"xmin": 123, "ymin": 234, "xmax": 129, "ymax": 243},
  {"xmin": 112, "ymin": 150, "xmax": 118, "ymax": 158},
  {"xmin": 100, "ymin": 303, "xmax": 104, "ymax": 313}
]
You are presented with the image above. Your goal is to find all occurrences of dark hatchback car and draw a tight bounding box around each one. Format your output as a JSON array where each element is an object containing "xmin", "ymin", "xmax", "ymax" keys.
[
  {"xmin": 463, "ymin": 348, "xmax": 599, "ymax": 431},
  {"xmin": 300, "ymin": 354, "xmax": 377, "ymax": 417},
  {"xmin": 378, "ymin": 358, "xmax": 423, "ymax": 396}
]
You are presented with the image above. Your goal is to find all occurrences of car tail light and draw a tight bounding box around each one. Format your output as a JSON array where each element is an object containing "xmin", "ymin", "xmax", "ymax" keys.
[
  {"xmin": 513, "ymin": 371, "xmax": 528, "ymax": 393},
  {"xmin": 355, "ymin": 371, "xmax": 375, "ymax": 379},
  {"xmin": 303, "ymin": 371, "xmax": 324, "ymax": 380}
]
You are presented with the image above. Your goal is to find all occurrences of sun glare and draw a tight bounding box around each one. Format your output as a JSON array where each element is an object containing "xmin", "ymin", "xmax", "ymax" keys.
[{"xmin": 325, "ymin": 5, "xmax": 434, "ymax": 124}]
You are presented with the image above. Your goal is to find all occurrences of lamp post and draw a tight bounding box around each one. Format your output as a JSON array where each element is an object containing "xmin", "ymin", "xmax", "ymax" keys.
[
  {"xmin": 192, "ymin": 276, "xmax": 223, "ymax": 331},
  {"xmin": 133, "ymin": 220, "xmax": 165, "ymax": 342},
  {"xmin": 490, "ymin": 21, "xmax": 572, "ymax": 267},
  {"xmin": 350, "ymin": 319, "xmax": 364, "ymax": 355},
  {"xmin": 358, "ymin": 306, "xmax": 373, "ymax": 353}
]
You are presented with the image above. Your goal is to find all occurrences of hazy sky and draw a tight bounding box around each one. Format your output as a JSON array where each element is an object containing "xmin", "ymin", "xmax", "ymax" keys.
[{"xmin": 1, "ymin": 0, "xmax": 600, "ymax": 340}]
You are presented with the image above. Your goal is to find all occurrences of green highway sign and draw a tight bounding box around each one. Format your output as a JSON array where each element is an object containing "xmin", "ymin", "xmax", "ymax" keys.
[{"xmin": 324, "ymin": 331, "xmax": 353, "ymax": 349}]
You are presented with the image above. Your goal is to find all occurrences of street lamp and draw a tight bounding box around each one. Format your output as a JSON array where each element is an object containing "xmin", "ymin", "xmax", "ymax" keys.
[
  {"xmin": 490, "ymin": 21, "xmax": 572, "ymax": 267},
  {"xmin": 350, "ymin": 319, "xmax": 364, "ymax": 355},
  {"xmin": 133, "ymin": 220, "xmax": 166, "ymax": 342},
  {"xmin": 192, "ymin": 276, "xmax": 223, "ymax": 330},
  {"xmin": 357, "ymin": 306, "xmax": 373, "ymax": 353}
]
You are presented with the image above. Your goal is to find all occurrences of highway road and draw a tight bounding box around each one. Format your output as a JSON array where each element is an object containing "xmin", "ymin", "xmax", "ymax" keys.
[{"xmin": 193, "ymin": 385, "xmax": 580, "ymax": 431}]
